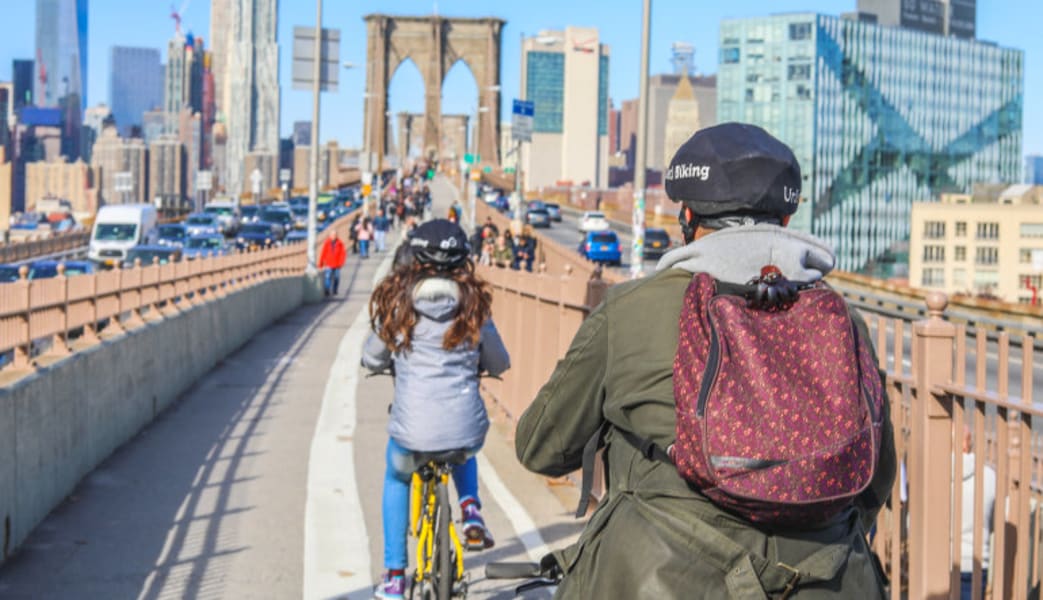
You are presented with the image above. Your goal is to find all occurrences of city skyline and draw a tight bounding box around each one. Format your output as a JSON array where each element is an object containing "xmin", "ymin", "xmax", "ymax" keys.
[{"xmin": 0, "ymin": 0, "xmax": 1039, "ymax": 159}]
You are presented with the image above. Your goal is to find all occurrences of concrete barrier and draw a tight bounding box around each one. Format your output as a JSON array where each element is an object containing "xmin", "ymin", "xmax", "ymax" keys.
[{"xmin": 0, "ymin": 275, "xmax": 305, "ymax": 563}]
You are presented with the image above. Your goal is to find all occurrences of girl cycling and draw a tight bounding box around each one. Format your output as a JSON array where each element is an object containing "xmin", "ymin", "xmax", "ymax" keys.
[{"xmin": 362, "ymin": 219, "xmax": 511, "ymax": 599}]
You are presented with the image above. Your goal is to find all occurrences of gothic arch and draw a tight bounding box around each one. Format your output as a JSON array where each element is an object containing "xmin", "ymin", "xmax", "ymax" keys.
[{"xmin": 364, "ymin": 14, "xmax": 504, "ymax": 166}]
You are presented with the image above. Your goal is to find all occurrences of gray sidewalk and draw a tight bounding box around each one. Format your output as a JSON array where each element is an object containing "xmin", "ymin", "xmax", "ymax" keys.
[{"xmin": 0, "ymin": 179, "xmax": 583, "ymax": 599}]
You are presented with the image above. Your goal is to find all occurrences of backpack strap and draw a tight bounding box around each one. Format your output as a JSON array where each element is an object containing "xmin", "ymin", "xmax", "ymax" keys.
[{"xmin": 575, "ymin": 422, "xmax": 609, "ymax": 518}]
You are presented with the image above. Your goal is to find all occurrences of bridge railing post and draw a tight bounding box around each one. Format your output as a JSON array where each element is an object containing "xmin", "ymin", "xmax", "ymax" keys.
[{"xmin": 908, "ymin": 291, "xmax": 957, "ymax": 599}]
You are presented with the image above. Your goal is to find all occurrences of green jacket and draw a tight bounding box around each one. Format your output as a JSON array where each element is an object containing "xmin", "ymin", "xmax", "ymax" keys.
[{"xmin": 516, "ymin": 267, "xmax": 896, "ymax": 599}]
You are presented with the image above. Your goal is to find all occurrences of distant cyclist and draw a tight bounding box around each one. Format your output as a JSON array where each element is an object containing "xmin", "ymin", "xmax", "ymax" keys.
[{"xmin": 362, "ymin": 219, "xmax": 511, "ymax": 599}]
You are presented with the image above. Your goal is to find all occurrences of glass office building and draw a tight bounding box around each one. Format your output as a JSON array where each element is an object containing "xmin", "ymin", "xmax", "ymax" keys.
[
  {"xmin": 718, "ymin": 13, "xmax": 1023, "ymax": 272},
  {"xmin": 35, "ymin": 0, "xmax": 89, "ymax": 111}
]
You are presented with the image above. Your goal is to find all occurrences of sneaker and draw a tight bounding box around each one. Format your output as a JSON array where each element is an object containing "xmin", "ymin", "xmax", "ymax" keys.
[
  {"xmin": 461, "ymin": 501, "xmax": 495, "ymax": 551},
  {"xmin": 374, "ymin": 572, "xmax": 406, "ymax": 600}
]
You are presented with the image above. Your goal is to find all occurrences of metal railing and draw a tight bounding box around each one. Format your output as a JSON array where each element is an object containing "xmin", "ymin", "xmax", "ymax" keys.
[
  {"xmin": 0, "ymin": 231, "xmax": 91, "ymax": 264},
  {"xmin": 0, "ymin": 209, "xmax": 361, "ymax": 378}
]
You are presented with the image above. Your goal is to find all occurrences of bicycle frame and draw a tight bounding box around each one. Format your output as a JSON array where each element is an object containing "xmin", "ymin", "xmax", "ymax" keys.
[{"xmin": 409, "ymin": 464, "xmax": 465, "ymax": 585}]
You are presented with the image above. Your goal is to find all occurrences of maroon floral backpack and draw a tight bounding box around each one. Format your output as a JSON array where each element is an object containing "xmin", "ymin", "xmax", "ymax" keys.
[{"xmin": 668, "ymin": 269, "xmax": 884, "ymax": 527}]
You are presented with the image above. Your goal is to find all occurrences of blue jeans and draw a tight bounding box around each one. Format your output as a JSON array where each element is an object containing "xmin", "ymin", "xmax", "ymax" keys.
[
  {"xmin": 382, "ymin": 438, "xmax": 481, "ymax": 570},
  {"xmin": 960, "ymin": 570, "xmax": 987, "ymax": 599},
  {"xmin": 359, "ymin": 239, "xmax": 370, "ymax": 258},
  {"xmin": 323, "ymin": 267, "xmax": 340, "ymax": 295}
]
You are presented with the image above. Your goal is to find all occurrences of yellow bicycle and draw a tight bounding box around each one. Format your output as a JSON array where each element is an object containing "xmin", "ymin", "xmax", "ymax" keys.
[{"xmin": 409, "ymin": 450, "xmax": 468, "ymax": 600}]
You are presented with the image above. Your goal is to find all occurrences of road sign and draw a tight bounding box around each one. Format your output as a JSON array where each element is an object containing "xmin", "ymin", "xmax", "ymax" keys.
[
  {"xmin": 362, "ymin": 184, "xmax": 372, "ymax": 196},
  {"xmin": 483, "ymin": 166, "xmax": 492, "ymax": 173},
  {"xmin": 279, "ymin": 168, "xmax": 291, "ymax": 184},
  {"xmin": 251, "ymin": 168, "xmax": 264, "ymax": 196},
  {"xmin": 504, "ymin": 167, "xmax": 516, "ymax": 174},
  {"xmin": 292, "ymin": 26, "xmax": 341, "ymax": 92},
  {"xmin": 512, "ymin": 99, "xmax": 534, "ymax": 142},
  {"xmin": 470, "ymin": 169, "xmax": 481, "ymax": 182},
  {"xmin": 196, "ymin": 170, "xmax": 213, "ymax": 192},
  {"xmin": 464, "ymin": 153, "xmax": 479, "ymax": 165}
]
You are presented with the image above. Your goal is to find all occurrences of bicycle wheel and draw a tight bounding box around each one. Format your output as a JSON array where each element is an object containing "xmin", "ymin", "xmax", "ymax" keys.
[{"xmin": 434, "ymin": 481, "xmax": 453, "ymax": 599}]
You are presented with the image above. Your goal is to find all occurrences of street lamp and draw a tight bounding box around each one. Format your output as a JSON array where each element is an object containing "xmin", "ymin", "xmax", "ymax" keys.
[{"xmin": 631, "ymin": 0, "xmax": 652, "ymax": 278}]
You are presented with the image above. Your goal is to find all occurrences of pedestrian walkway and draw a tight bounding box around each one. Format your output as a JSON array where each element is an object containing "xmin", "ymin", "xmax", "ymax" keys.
[{"xmin": 0, "ymin": 178, "xmax": 583, "ymax": 599}]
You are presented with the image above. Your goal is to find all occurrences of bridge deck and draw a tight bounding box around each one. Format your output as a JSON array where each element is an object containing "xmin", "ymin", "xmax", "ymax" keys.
[{"xmin": 0, "ymin": 179, "xmax": 582, "ymax": 600}]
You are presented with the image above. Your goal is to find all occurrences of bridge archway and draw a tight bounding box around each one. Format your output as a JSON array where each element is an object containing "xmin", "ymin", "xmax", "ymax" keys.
[{"xmin": 364, "ymin": 14, "xmax": 504, "ymax": 167}]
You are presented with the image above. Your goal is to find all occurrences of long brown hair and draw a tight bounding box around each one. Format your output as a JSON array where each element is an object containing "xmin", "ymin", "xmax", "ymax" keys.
[{"xmin": 369, "ymin": 260, "xmax": 492, "ymax": 353}]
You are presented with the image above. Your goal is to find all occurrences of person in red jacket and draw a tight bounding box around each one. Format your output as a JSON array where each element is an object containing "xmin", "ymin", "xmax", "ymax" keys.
[{"xmin": 318, "ymin": 230, "xmax": 347, "ymax": 296}]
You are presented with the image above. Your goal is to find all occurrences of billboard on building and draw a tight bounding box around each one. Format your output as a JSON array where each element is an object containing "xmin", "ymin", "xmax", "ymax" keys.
[{"xmin": 900, "ymin": 0, "xmax": 945, "ymax": 35}]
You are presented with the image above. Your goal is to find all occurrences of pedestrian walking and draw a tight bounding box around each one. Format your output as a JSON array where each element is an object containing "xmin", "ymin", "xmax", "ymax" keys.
[
  {"xmin": 317, "ymin": 230, "xmax": 347, "ymax": 297},
  {"xmin": 357, "ymin": 217, "xmax": 375, "ymax": 259},
  {"xmin": 373, "ymin": 213, "xmax": 390, "ymax": 253}
]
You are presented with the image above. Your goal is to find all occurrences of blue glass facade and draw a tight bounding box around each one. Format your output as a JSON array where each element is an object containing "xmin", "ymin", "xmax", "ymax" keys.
[
  {"xmin": 110, "ymin": 47, "xmax": 163, "ymax": 138},
  {"xmin": 1026, "ymin": 156, "xmax": 1043, "ymax": 184},
  {"xmin": 526, "ymin": 51, "xmax": 564, "ymax": 133},
  {"xmin": 35, "ymin": 0, "xmax": 88, "ymax": 111},
  {"xmin": 719, "ymin": 14, "xmax": 1024, "ymax": 272}
]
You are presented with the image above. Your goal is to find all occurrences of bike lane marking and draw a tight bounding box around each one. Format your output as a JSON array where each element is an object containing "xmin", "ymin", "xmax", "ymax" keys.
[
  {"xmin": 304, "ymin": 254, "xmax": 394, "ymax": 599},
  {"xmin": 477, "ymin": 453, "xmax": 552, "ymax": 563}
]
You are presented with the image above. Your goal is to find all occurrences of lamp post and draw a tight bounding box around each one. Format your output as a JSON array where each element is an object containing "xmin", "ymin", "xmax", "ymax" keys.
[
  {"xmin": 306, "ymin": 0, "xmax": 324, "ymax": 276},
  {"xmin": 630, "ymin": 0, "xmax": 651, "ymax": 278}
]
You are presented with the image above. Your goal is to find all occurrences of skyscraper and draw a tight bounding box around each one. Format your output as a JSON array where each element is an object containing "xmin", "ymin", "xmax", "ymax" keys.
[
  {"xmin": 216, "ymin": 0, "xmax": 280, "ymax": 195},
  {"xmin": 110, "ymin": 47, "xmax": 163, "ymax": 137},
  {"xmin": 12, "ymin": 60, "xmax": 34, "ymax": 111},
  {"xmin": 856, "ymin": 0, "xmax": 976, "ymax": 39},
  {"xmin": 91, "ymin": 125, "xmax": 148, "ymax": 205},
  {"xmin": 718, "ymin": 13, "xmax": 1022, "ymax": 271},
  {"xmin": 1026, "ymin": 156, "xmax": 1043, "ymax": 185},
  {"xmin": 670, "ymin": 42, "xmax": 695, "ymax": 76},
  {"xmin": 520, "ymin": 28, "xmax": 610, "ymax": 189},
  {"xmin": 35, "ymin": 0, "xmax": 88, "ymax": 110}
]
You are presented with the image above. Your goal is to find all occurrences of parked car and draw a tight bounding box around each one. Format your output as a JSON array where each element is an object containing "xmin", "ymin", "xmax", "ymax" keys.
[
  {"xmin": 122, "ymin": 245, "xmax": 182, "ymax": 268},
  {"xmin": 26, "ymin": 260, "xmax": 96, "ymax": 279},
  {"xmin": 204, "ymin": 199, "xmax": 240, "ymax": 235},
  {"xmin": 579, "ymin": 230, "xmax": 622, "ymax": 265},
  {"xmin": 544, "ymin": 202, "xmax": 562, "ymax": 222},
  {"xmin": 183, "ymin": 234, "xmax": 230, "ymax": 259},
  {"xmin": 525, "ymin": 208, "xmax": 552, "ymax": 228},
  {"xmin": 88, "ymin": 204, "xmax": 159, "ymax": 267},
  {"xmin": 643, "ymin": 228, "xmax": 673, "ymax": 260},
  {"xmin": 236, "ymin": 222, "xmax": 279, "ymax": 250},
  {"xmin": 258, "ymin": 208, "xmax": 293, "ymax": 239},
  {"xmin": 578, "ymin": 211, "xmax": 610, "ymax": 233},
  {"xmin": 184, "ymin": 213, "xmax": 221, "ymax": 237},
  {"xmin": 157, "ymin": 223, "xmax": 189, "ymax": 248},
  {"xmin": 1, "ymin": 264, "xmax": 21, "ymax": 282}
]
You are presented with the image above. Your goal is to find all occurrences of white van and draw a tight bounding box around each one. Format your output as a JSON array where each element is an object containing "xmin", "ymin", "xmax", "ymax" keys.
[{"xmin": 88, "ymin": 204, "xmax": 159, "ymax": 266}]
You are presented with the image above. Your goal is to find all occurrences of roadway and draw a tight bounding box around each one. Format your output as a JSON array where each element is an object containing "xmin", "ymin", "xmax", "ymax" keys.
[{"xmin": 0, "ymin": 178, "xmax": 582, "ymax": 599}]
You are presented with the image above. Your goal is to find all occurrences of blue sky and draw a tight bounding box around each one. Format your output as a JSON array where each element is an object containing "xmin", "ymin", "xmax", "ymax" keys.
[{"xmin": 0, "ymin": 0, "xmax": 1039, "ymax": 157}]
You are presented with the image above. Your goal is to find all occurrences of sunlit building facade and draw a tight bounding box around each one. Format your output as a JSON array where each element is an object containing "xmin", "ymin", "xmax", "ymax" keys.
[{"xmin": 718, "ymin": 13, "xmax": 1023, "ymax": 272}]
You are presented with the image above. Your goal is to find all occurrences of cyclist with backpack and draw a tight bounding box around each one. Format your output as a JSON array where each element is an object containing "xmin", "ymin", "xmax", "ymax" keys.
[
  {"xmin": 362, "ymin": 219, "xmax": 511, "ymax": 599},
  {"xmin": 515, "ymin": 123, "xmax": 896, "ymax": 598}
]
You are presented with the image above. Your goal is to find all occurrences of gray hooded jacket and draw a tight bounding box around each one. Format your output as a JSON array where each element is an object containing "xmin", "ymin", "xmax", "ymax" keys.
[
  {"xmin": 362, "ymin": 277, "xmax": 511, "ymax": 452},
  {"xmin": 656, "ymin": 222, "xmax": 836, "ymax": 282}
]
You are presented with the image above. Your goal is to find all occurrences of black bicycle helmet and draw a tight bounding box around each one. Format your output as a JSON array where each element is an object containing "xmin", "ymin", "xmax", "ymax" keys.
[{"xmin": 408, "ymin": 219, "xmax": 470, "ymax": 269}]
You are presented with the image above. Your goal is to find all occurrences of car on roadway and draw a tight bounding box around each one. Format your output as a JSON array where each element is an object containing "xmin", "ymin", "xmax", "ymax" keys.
[
  {"xmin": 544, "ymin": 202, "xmax": 562, "ymax": 222},
  {"xmin": 184, "ymin": 213, "xmax": 221, "ymax": 237},
  {"xmin": 203, "ymin": 200, "xmax": 240, "ymax": 235},
  {"xmin": 1, "ymin": 264, "xmax": 21, "ymax": 283},
  {"xmin": 290, "ymin": 206, "xmax": 309, "ymax": 230},
  {"xmin": 525, "ymin": 207, "xmax": 552, "ymax": 228},
  {"xmin": 236, "ymin": 222, "xmax": 279, "ymax": 250},
  {"xmin": 527, "ymin": 200, "xmax": 546, "ymax": 212},
  {"xmin": 182, "ymin": 234, "xmax": 230, "ymax": 259},
  {"xmin": 157, "ymin": 223, "xmax": 189, "ymax": 248},
  {"xmin": 284, "ymin": 229, "xmax": 309, "ymax": 243},
  {"xmin": 239, "ymin": 205, "xmax": 260, "ymax": 225},
  {"xmin": 122, "ymin": 244, "xmax": 182, "ymax": 268},
  {"xmin": 88, "ymin": 204, "xmax": 159, "ymax": 267},
  {"xmin": 578, "ymin": 211, "xmax": 610, "ymax": 233},
  {"xmin": 643, "ymin": 228, "xmax": 673, "ymax": 260},
  {"xmin": 258, "ymin": 207, "xmax": 293, "ymax": 240},
  {"xmin": 579, "ymin": 230, "xmax": 622, "ymax": 265},
  {"xmin": 27, "ymin": 260, "xmax": 96, "ymax": 279}
]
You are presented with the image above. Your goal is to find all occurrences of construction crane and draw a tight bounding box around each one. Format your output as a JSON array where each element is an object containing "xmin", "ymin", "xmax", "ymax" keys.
[{"xmin": 170, "ymin": 0, "xmax": 191, "ymax": 34}]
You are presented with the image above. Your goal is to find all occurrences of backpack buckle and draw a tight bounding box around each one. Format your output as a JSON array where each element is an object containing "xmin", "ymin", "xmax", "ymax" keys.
[{"xmin": 776, "ymin": 562, "xmax": 801, "ymax": 600}]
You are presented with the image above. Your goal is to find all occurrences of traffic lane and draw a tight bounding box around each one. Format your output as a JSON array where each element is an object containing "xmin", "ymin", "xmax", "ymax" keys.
[{"xmin": 532, "ymin": 212, "xmax": 635, "ymax": 276}]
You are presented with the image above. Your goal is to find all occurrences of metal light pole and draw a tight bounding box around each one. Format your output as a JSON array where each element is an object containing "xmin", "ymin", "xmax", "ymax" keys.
[
  {"xmin": 306, "ymin": 0, "xmax": 323, "ymax": 275},
  {"xmin": 630, "ymin": 0, "xmax": 651, "ymax": 278}
]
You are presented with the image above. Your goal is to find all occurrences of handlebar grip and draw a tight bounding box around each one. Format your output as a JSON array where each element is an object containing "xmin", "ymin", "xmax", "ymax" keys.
[{"xmin": 485, "ymin": 562, "xmax": 541, "ymax": 580}]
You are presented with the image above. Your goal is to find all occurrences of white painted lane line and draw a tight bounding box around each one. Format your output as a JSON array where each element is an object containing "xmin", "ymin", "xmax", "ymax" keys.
[
  {"xmin": 304, "ymin": 252, "xmax": 393, "ymax": 600},
  {"xmin": 476, "ymin": 453, "xmax": 551, "ymax": 564}
]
